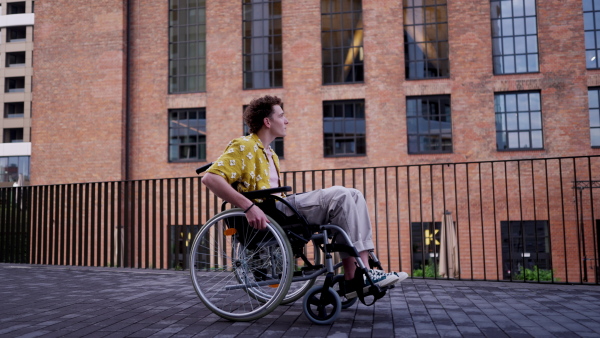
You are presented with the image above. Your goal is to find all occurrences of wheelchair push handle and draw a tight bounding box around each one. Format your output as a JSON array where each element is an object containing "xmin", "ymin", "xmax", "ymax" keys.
[{"xmin": 196, "ymin": 162, "xmax": 214, "ymax": 175}]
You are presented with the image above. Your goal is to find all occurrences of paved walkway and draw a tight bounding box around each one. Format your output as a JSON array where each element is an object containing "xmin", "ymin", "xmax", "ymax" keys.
[{"xmin": 1, "ymin": 264, "xmax": 600, "ymax": 337}]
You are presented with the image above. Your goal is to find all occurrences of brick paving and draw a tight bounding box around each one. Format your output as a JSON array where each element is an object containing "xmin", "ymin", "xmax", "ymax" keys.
[{"xmin": 1, "ymin": 264, "xmax": 600, "ymax": 337}]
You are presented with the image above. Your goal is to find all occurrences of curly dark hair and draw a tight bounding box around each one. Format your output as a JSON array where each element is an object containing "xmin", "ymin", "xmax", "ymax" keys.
[{"xmin": 243, "ymin": 95, "xmax": 283, "ymax": 134}]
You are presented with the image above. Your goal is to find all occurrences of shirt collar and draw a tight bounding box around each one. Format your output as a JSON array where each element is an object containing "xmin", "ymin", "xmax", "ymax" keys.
[{"xmin": 249, "ymin": 133, "xmax": 269, "ymax": 151}]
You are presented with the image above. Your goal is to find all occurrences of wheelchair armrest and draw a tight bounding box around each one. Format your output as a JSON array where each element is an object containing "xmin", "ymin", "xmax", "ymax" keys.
[
  {"xmin": 241, "ymin": 186, "xmax": 292, "ymax": 199},
  {"xmin": 196, "ymin": 162, "xmax": 214, "ymax": 175}
]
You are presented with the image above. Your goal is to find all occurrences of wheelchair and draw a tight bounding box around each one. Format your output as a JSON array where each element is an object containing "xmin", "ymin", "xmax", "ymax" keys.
[{"xmin": 189, "ymin": 164, "xmax": 394, "ymax": 325}]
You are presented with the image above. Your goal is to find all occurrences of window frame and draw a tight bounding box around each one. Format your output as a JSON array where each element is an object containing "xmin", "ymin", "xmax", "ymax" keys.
[
  {"xmin": 3, "ymin": 128, "xmax": 24, "ymax": 143},
  {"xmin": 321, "ymin": 0, "xmax": 364, "ymax": 85},
  {"xmin": 490, "ymin": 0, "xmax": 539, "ymax": 75},
  {"xmin": 242, "ymin": 0, "xmax": 283, "ymax": 90},
  {"xmin": 494, "ymin": 91, "xmax": 544, "ymax": 151},
  {"xmin": 6, "ymin": 51, "xmax": 26, "ymax": 68},
  {"xmin": 7, "ymin": 2, "xmax": 26, "ymax": 14},
  {"xmin": 6, "ymin": 26, "xmax": 26, "ymax": 42},
  {"xmin": 0, "ymin": 156, "xmax": 29, "ymax": 183},
  {"xmin": 168, "ymin": 107, "xmax": 207, "ymax": 163},
  {"xmin": 406, "ymin": 95, "xmax": 453, "ymax": 154},
  {"xmin": 4, "ymin": 102, "xmax": 25, "ymax": 118},
  {"xmin": 168, "ymin": 0, "xmax": 207, "ymax": 94},
  {"xmin": 588, "ymin": 87, "xmax": 600, "ymax": 148},
  {"xmin": 403, "ymin": 0, "xmax": 450, "ymax": 80},
  {"xmin": 500, "ymin": 220, "xmax": 551, "ymax": 280},
  {"xmin": 5, "ymin": 77, "xmax": 25, "ymax": 93},
  {"xmin": 323, "ymin": 99, "xmax": 367, "ymax": 157},
  {"xmin": 584, "ymin": 0, "xmax": 600, "ymax": 69}
]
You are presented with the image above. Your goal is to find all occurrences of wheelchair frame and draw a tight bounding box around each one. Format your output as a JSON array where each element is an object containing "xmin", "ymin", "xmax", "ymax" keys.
[{"xmin": 190, "ymin": 165, "xmax": 392, "ymax": 325}]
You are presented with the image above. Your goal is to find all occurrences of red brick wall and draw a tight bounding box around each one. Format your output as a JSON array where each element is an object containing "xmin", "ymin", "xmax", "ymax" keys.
[{"xmin": 31, "ymin": 0, "xmax": 127, "ymax": 185}]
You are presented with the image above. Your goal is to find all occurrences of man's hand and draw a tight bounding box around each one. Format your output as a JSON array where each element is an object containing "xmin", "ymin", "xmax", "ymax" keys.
[{"xmin": 244, "ymin": 204, "xmax": 269, "ymax": 230}]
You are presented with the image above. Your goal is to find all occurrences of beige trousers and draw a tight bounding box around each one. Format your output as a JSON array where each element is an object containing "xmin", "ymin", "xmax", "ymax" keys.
[{"xmin": 276, "ymin": 186, "xmax": 375, "ymax": 258}]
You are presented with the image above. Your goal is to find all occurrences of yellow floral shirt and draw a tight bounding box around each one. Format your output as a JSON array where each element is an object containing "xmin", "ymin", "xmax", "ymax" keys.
[{"xmin": 206, "ymin": 133, "xmax": 281, "ymax": 194}]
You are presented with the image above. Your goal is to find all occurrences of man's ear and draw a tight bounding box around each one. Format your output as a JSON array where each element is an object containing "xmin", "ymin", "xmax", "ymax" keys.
[{"xmin": 263, "ymin": 117, "xmax": 271, "ymax": 128}]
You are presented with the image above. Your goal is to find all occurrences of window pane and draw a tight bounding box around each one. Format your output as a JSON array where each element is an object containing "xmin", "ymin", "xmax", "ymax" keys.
[
  {"xmin": 243, "ymin": 1, "xmax": 283, "ymax": 89},
  {"xmin": 592, "ymin": 128, "xmax": 600, "ymax": 146},
  {"xmin": 491, "ymin": 1, "xmax": 538, "ymax": 75},
  {"xmin": 323, "ymin": 1, "xmax": 364, "ymax": 84},
  {"xmin": 169, "ymin": 108, "xmax": 206, "ymax": 162},
  {"xmin": 495, "ymin": 91, "xmax": 543, "ymax": 151},
  {"xmin": 404, "ymin": 0, "xmax": 449, "ymax": 79},
  {"xmin": 406, "ymin": 96, "xmax": 452, "ymax": 154},
  {"xmin": 323, "ymin": 100, "xmax": 366, "ymax": 156},
  {"xmin": 169, "ymin": 1, "xmax": 206, "ymax": 93}
]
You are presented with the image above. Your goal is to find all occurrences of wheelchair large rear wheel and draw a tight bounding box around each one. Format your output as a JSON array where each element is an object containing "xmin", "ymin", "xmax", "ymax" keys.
[{"xmin": 189, "ymin": 209, "xmax": 294, "ymax": 322}]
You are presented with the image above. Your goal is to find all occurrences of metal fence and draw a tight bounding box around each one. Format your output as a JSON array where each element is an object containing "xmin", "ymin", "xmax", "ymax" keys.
[{"xmin": 1, "ymin": 155, "xmax": 599, "ymax": 284}]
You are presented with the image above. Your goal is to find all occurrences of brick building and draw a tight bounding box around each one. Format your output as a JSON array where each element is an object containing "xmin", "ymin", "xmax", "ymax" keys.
[
  {"xmin": 30, "ymin": 0, "xmax": 600, "ymax": 185},
  {"xmin": 25, "ymin": 0, "xmax": 600, "ymax": 280},
  {"xmin": 0, "ymin": 0, "xmax": 34, "ymax": 187}
]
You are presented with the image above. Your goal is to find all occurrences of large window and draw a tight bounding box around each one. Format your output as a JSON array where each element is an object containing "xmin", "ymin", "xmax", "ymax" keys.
[
  {"xmin": 490, "ymin": 0, "xmax": 539, "ymax": 74},
  {"xmin": 169, "ymin": 0, "xmax": 207, "ymax": 93},
  {"xmin": 5, "ymin": 77, "xmax": 25, "ymax": 93},
  {"xmin": 0, "ymin": 156, "xmax": 29, "ymax": 183},
  {"xmin": 7, "ymin": 26, "xmax": 26, "ymax": 42},
  {"xmin": 494, "ymin": 91, "xmax": 543, "ymax": 150},
  {"xmin": 4, "ymin": 102, "xmax": 24, "ymax": 118},
  {"xmin": 3, "ymin": 128, "xmax": 23, "ymax": 143},
  {"xmin": 411, "ymin": 221, "xmax": 441, "ymax": 275},
  {"xmin": 589, "ymin": 87, "xmax": 600, "ymax": 147},
  {"xmin": 242, "ymin": 106, "xmax": 284, "ymax": 158},
  {"xmin": 323, "ymin": 100, "xmax": 366, "ymax": 157},
  {"xmin": 169, "ymin": 108, "xmax": 206, "ymax": 162},
  {"xmin": 243, "ymin": 0, "xmax": 282, "ymax": 89},
  {"xmin": 321, "ymin": 0, "xmax": 364, "ymax": 84},
  {"xmin": 403, "ymin": 0, "xmax": 449, "ymax": 79},
  {"xmin": 501, "ymin": 220, "xmax": 551, "ymax": 280},
  {"xmin": 7, "ymin": 2, "xmax": 26, "ymax": 14},
  {"xmin": 6, "ymin": 52, "xmax": 26, "ymax": 68},
  {"xmin": 406, "ymin": 95, "xmax": 452, "ymax": 154},
  {"xmin": 584, "ymin": 0, "xmax": 600, "ymax": 69}
]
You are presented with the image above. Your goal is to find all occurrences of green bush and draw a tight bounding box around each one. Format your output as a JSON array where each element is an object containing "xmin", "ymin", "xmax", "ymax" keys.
[
  {"xmin": 412, "ymin": 260, "xmax": 440, "ymax": 278},
  {"xmin": 514, "ymin": 266, "xmax": 559, "ymax": 282}
]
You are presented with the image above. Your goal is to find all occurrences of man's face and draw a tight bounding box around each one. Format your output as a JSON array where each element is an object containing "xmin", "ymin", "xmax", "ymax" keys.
[{"xmin": 268, "ymin": 105, "xmax": 288, "ymax": 137}]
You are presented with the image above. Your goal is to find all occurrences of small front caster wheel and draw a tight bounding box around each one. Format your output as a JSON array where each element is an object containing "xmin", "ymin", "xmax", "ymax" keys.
[{"xmin": 302, "ymin": 285, "xmax": 342, "ymax": 325}]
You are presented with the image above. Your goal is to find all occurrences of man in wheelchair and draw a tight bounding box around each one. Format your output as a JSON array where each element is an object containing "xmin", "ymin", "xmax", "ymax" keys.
[{"xmin": 201, "ymin": 95, "xmax": 408, "ymax": 300}]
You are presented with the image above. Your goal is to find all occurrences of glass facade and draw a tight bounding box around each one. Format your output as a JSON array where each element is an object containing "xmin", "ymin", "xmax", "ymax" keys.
[{"xmin": 0, "ymin": 156, "xmax": 29, "ymax": 183}]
